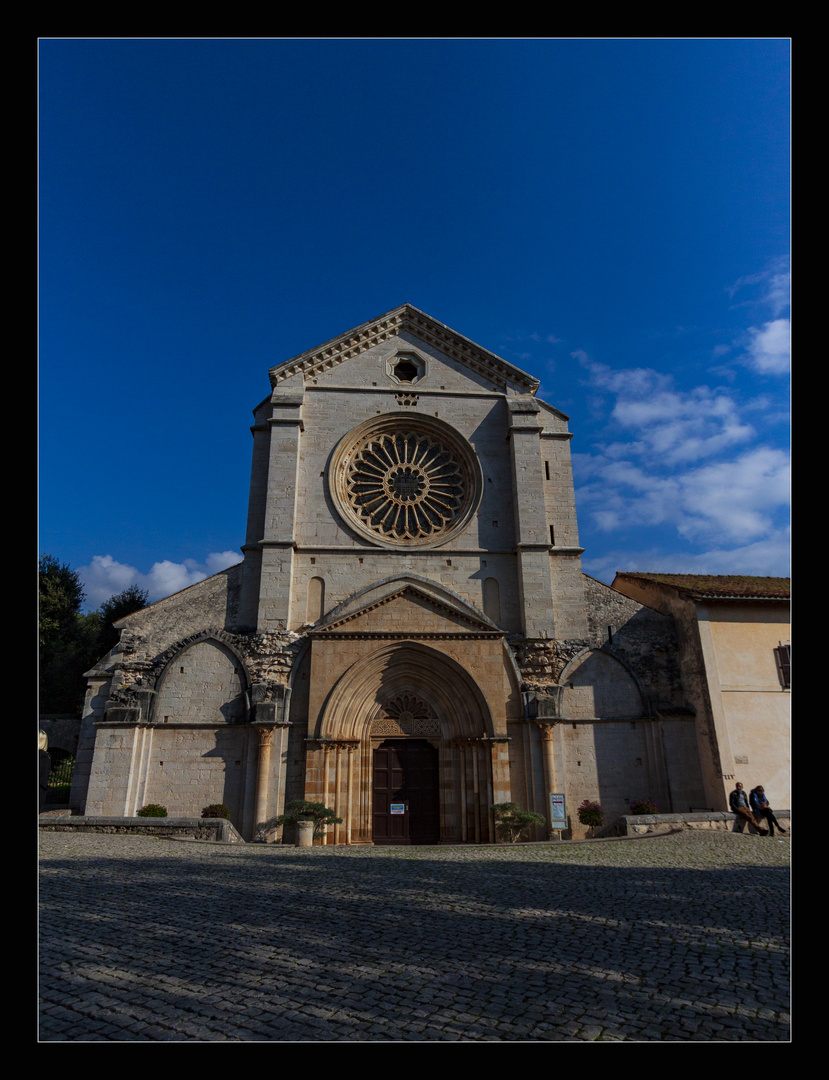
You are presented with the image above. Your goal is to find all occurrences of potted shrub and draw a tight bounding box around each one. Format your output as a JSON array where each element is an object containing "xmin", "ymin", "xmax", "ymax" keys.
[
  {"xmin": 491, "ymin": 802, "xmax": 547, "ymax": 843},
  {"xmin": 275, "ymin": 800, "xmax": 343, "ymax": 841},
  {"xmin": 136, "ymin": 804, "xmax": 167, "ymax": 818},
  {"xmin": 577, "ymin": 799, "xmax": 604, "ymax": 837},
  {"xmin": 629, "ymin": 798, "xmax": 659, "ymax": 816}
]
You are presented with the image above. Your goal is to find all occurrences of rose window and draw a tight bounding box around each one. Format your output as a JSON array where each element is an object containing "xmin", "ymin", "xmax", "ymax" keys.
[{"xmin": 331, "ymin": 416, "xmax": 482, "ymax": 548}]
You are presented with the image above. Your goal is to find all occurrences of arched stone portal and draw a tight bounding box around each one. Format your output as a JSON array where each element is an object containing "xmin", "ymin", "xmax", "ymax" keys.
[{"xmin": 303, "ymin": 642, "xmax": 509, "ymax": 844}]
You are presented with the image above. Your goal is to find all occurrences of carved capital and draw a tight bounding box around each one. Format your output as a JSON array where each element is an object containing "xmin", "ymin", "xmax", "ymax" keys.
[
  {"xmin": 536, "ymin": 722, "xmax": 558, "ymax": 741},
  {"xmin": 254, "ymin": 724, "xmax": 275, "ymax": 749}
]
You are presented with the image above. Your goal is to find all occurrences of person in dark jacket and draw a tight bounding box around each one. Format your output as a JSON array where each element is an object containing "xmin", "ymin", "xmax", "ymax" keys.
[
  {"xmin": 749, "ymin": 786, "xmax": 786, "ymax": 836},
  {"xmin": 729, "ymin": 782, "xmax": 766, "ymax": 834}
]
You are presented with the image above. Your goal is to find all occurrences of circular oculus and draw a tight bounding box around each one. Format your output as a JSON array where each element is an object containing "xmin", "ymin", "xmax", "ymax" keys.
[{"xmin": 330, "ymin": 415, "xmax": 481, "ymax": 548}]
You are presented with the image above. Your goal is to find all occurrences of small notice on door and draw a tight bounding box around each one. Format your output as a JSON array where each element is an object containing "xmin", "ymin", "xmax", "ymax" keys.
[{"xmin": 390, "ymin": 804, "xmax": 405, "ymax": 815}]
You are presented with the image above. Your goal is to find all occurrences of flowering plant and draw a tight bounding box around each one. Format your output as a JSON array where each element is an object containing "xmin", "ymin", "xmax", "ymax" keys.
[
  {"xmin": 630, "ymin": 798, "xmax": 659, "ymax": 815},
  {"xmin": 577, "ymin": 799, "xmax": 604, "ymax": 828}
]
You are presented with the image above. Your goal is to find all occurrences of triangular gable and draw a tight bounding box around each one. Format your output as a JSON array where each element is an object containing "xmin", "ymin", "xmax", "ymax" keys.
[
  {"xmin": 312, "ymin": 584, "xmax": 500, "ymax": 638},
  {"xmin": 269, "ymin": 304, "xmax": 540, "ymax": 394}
]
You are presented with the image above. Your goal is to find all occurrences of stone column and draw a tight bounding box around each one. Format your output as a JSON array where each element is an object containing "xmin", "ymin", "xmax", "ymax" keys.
[
  {"xmin": 537, "ymin": 722, "xmax": 559, "ymax": 839},
  {"xmin": 459, "ymin": 745, "xmax": 468, "ymax": 843},
  {"xmin": 321, "ymin": 743, "xmax": 333, "ymax": 845},
  {"xmin": 334, "ymin": 743, "xmax": 343, "ymax": 845},
  {"xmin": 254, "ymin": 725, "xmax": 275, "ymax": 838},
  {"xmin": 346, "ymin": 744, "xmax": 357, "ymax": 845}
]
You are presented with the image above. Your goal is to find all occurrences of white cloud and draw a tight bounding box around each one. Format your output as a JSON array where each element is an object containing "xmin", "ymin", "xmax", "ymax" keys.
[
  {"xmin": 677, "ymin": 448, "xmax": 790, "ymax": 543},
  {"xmin": 79, "ymin": 550, "xmax": 243, "ymax": 608},
  {"xmin": 205, "ymin": 550, "xmax": 244, "ymax": 574},
  {"xmin": 578, "ymin": 445, "xmax": 789, "ymax": 547},
  {"xmin": 763, "ymin": 270, "xmax": 791, "ymax": 318},
  {"xmin": 583, "ymin": 526, "xmax": 790, "ymax": 584},
  {"xmin": 723, "ymin": 259, "xmax": 790, "ymax": 376},
  {"xmin": 744, "ymin": 318, "xmax": 791, "ymax": 375},
  {"xmin": 574, "ymin": 346, "xmax": 789, "ymax": 554},
  {"xmin": 578, "ymin": 354, "xmax": 756, "ymax": 466},
  {"xmin": 573, "ymin": 262, "xmax": 790, "ymax": 576},
  {"xmin": 727, "ymin": 259, "xmax": 790, "ymax": 317}
]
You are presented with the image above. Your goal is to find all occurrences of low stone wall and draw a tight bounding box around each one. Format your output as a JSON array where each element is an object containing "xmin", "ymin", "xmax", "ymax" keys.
[
  {"xmin": 38, "ymin": 815, "xmax": 245, "ymax": 844},
  {"xmin": 607, "ymin": 811, "xmax": 791, "ymax": 837}
]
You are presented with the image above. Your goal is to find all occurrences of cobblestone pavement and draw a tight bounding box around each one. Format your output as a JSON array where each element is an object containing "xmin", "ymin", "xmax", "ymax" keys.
[{"xmin": 39, "ymin": 830, "xmax": 790, "ymax": 1042}]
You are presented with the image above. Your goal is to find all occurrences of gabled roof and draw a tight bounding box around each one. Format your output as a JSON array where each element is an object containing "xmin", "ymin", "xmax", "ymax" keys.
[
  {"xmin": 311, "ymin": 582, "xmax": 501, "ymax": 638},
  {"xmin": 612, "ymin": 573, "xmax": 790, "ymax": 601},
  {"xmin": 269, "ymin": 303, "xmax": 540, "ymax": 393}
]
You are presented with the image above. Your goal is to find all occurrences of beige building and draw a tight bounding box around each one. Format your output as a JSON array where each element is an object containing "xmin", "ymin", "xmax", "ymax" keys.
[
  {"xmin": 71, "ymin": 306, "xmax": 785, "ymax": 842},
  {"xmin": 611, "ymin": 574, "xmax": 791, "ymax": 812}
]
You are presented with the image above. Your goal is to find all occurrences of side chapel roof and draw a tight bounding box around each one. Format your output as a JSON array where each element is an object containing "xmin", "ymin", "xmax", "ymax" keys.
[{"xmin": 612, "ymin": 573, "xmax": 790, "ymax": 602}]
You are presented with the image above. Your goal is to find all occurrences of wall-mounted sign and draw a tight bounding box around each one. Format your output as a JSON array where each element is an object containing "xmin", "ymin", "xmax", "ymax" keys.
[
  {"xmin": 390, "ymin": 803, "xmax": 405, "ymax": 815},
  {"xmin": 549, "ymin": 793, "xmax": 566, "ymax": 828}
]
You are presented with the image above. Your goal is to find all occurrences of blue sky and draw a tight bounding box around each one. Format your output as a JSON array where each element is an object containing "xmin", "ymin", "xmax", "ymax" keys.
[{"xmin": 39, "ymin": 38, "xmax": 790, "ymax": 608}]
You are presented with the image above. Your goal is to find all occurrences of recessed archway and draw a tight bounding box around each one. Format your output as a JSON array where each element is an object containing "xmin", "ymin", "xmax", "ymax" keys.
[{"xmin": 307, "ymin": 642, "xmax": 502, "ymax": 844}]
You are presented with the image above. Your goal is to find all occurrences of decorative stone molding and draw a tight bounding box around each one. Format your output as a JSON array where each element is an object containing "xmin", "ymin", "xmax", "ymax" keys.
[
  {"xmin": 387, "ymin": 351, "xmax": 426, "ymax": 385},
  {"xmin": 453, "ymin": 735, "xmax": 511, "ymax": 747},
  {"xmin": 371, "ymin": 717, "xmax": 441, "ymax": 736},
  {"xmin": 269, "ymin": 305, "xmax": 540, "ymax": 393},
  {"xmin": 510, "ymin": 636, "xmax": 589, "ymax": 690},
  {"xmin": 242, "ymin": 632, "xmax": 304, "ymax": 687},
  {"xmin": 381, "ymin": 692, "xmax": 432, "ymax": 718},
  {"xmin": 306, "ymin": 738, "xmax": 361, "ymax": 751},
  {"xmin": 371, "ymin": 692, "xmax": 441, "ymax": 736},
  {"xmin": 313, "ymin": 584, "xmax": 499, "ymax": 637},
  {"xmin": 329, "ymin": 415, "xmax": 483, "ymax": 549},
  {"xmin": 106, "ymin": 629, "xmax": 304, "ymax": 718},
  {"xmin": 254, "ymin": 724, "xmax": 276, "ymax": 749},
  {"xmin": 522, "ymin": 688, "xmax": 563, "ymax": 720}
]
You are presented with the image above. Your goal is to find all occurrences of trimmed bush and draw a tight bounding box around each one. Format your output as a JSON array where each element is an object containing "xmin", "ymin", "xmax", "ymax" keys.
[
  {"xmin": 491, "ymin": 802, "xmax": 546, "ymax": 843},
  {"xmin": 136, "ymin": 804, "xmax": 167, "ymax": 818},
  {"xmin": 630, "ymin": 798, "xmax": 659, "ymax": 815},
  {"xmin": 275, "ymin": 799, "xmax": 342, "ymax": 837},
  {"xmin": 577, "ymin": 799, "xmax": 604, "ymax": 830},
  {"xmin": 201, "ymin": 804, "xmax": 231, "ymax": 820}
]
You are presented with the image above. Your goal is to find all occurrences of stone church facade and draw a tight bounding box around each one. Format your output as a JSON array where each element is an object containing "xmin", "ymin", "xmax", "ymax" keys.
[{"xmin": 71, "ymin": 305, "xmax": 716, "ymax": 842}]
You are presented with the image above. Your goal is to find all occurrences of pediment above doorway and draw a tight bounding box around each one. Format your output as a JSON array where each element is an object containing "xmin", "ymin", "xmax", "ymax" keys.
[{"xmin": 310, "ymin": 580, "xmax": 501, "ymax": 640}]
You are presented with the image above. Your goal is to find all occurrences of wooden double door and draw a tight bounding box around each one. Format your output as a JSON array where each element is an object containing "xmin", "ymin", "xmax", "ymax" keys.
[{"xmin": 372, "ymin": 739, "xmax": 440, "ymax": 845}]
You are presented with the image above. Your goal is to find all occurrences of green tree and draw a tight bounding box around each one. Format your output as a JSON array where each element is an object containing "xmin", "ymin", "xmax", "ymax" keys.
[
  {"xmin": 97, "ymin": 584, "xmax": 148, "ymax": 655},
  {"xmin": 39, "ymin": 555, "xmax": 85, "ymax": 647},
  {"xmin": 39, "ymin": 555, "xmax": 93, "ymax": 713},
  {"xmin": 39, "ymin": 557, "xmax": 149, "ymax": 714}
]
